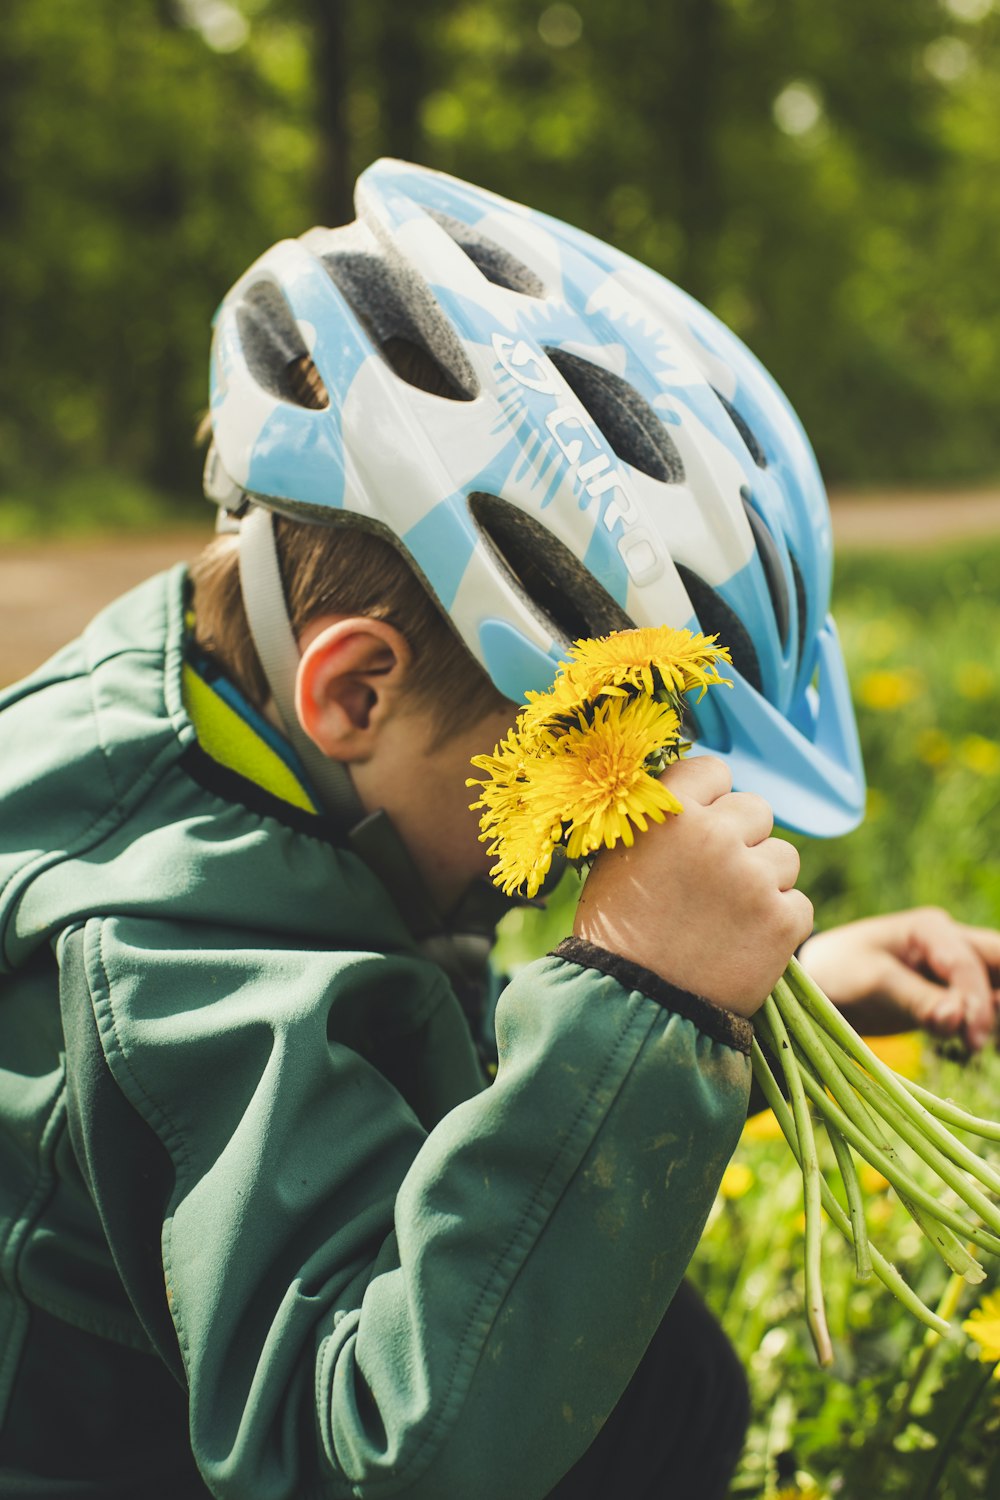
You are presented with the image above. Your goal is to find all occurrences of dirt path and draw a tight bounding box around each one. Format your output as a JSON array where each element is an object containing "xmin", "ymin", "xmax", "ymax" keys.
[{"xmin": 2, "ymin": 489, "xmax": 999, "ymax": 688}]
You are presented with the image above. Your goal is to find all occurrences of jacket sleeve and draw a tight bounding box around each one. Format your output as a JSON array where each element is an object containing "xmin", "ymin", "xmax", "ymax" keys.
[{"xmin": 59, "ymin": 915, "xmax": 751, "ymax": 1500}]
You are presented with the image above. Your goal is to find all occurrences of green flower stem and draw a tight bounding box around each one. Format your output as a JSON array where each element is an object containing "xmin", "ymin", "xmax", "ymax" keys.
[
  {"xmin": 786, "ymin": 956, "xmax": 1000, "ymax": 1202},
  {"xmin": 897, "ymin": 1074, "xmax": 1000, "ymax": 1143},
  {"xmin": 820, "ymin": 1045, "xmax": 999, "ymax": 1264},
  {"xmin": 901, "ymin": 1203, "xmax": 986, "ymax": 1284},
  {"xmin": 756, "ymin": 998, "xmax": 833, "ymax": 1366},
  {"xmin": 771, "ymin": 982, "xmax": 990, "ymax": 1280},
  {"xmin": 772, "ymin": 976, "xmax": 893, "ymax": 1146},
  {"xmin": 836, "ymin": 1042, "xmax": 1000, "ymax": 1207},
  {"xmin": 749, "ymin": 1036, "xmax": 951, "ymax": 1338},
  {"xmin": 769, "ymin": 982, "xmax": 874, "ymax": 1281},
  {"xmin": 789, "ymin": 1051, "xmax": 1000, "ymax": 1259},
  {"xmin": 824, "ymin": 1114, "xmax": 873, "ymax": 1282}
]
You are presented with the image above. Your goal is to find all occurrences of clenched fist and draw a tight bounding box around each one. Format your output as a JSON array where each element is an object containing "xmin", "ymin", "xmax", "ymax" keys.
[{"xmin": 573, "ymin": 755, "xmax": 813, "ymax": 1017}]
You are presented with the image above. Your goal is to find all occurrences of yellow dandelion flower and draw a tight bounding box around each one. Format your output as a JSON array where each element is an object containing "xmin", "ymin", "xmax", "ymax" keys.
[
  {"xmin": 469, "ymin": 737, "xmax": 562, "ymax": 899},
  {"xmin": 515, "ymin": 668, "xmax": 623, "ymax": 747},
  {"xmin": 485, "ymin": 814, "xmax": 564, "ymax": 900},
  {"xmin": 858, "ymin": 668, "xmax": 924, "ymax": 712},
  {"xmin": 567, "ymin": 625, "xmax": 733, "ymax": 702},
  {"xmin": 469, "ymin": 626, "xmax": 734, "ymax": 897},
  {"xmin": 957, "ymin": 734, "xmax": 1000, "ymax": 777},
  {"xmin": 469, "ymin": 695, "xmax": 685, "ymax": 896},
  {"xmin": 719, "ymin": 1162, "xmax": 755, "ymax": 1200},
  {"xmin": 743, "ymin": 1108, "xmax": 785, "ymax": 1142},
  {"xmin": 858, "ymin": 1163, "xmax": 891, "ymax": 1195},
  {"xmin": 963, "ymin": 1290, "xmax": 1000, "ymax": 1375},
  {"xmin": 528, "ymin": 696, "xmax": 685, "ymax": 862},
  {"xmin": 865, "ymin": 1031, "xmax": 922, "ymax": 1080}
]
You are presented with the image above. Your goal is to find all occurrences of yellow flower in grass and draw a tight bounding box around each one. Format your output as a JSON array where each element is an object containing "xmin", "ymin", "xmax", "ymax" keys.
[
  {"xmin": 958, "ymin": 734, "xmax": 1000, "ymax": 777},
  {"xmin": 963, "ymin": 1290, "xmax": 1000, "ymax": 1376},
  {"xmin": 743, "ymin": 1108, "xmax": 784, "ymax": 1142},
  {"xmin": 858, "ymin": 1163, "xmax": 891, "ymax": 1194},
  {"xmin": 858, "ymin": 667, "xmax": 924, "ymax": 712},
  {"xmin": 566, "ymin": 626, "xmax": 733, "ymax": 702},
  {"xmin": 865, "ymin": 1031, "xmax": 923, "ymax": 1079},
  {"xmin": 719, "ymin": 1162, "xmax": 755, "ymax": 1200}
]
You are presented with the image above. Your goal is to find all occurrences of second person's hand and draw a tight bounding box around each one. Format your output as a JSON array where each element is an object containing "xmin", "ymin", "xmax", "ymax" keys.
[{"xmin": 798, "ymin": 909, "xmax": 1000, "ymax": 1052}]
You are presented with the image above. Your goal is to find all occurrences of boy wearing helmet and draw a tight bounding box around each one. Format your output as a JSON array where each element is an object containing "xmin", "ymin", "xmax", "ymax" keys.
[{"xmin": 0, "ymin": 162, "xmax": 996, "ymax": 1500}]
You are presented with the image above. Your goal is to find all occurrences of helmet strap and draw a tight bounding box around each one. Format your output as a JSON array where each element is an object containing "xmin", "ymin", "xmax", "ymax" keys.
[{"xmin": 237, "ymin": 504, "xmax": 367, "ymax": 829}]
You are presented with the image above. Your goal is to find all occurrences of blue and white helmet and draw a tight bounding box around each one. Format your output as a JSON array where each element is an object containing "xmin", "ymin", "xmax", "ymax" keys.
[{"xmin": 206, "ymin": 158, "xmax": 865, "ymax": 837}]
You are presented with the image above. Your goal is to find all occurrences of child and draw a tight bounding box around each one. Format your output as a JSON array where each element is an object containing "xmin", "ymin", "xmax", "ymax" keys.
[{"xmin": 0, "ymin": 160, "xmax": 995, "ymax": 1500}]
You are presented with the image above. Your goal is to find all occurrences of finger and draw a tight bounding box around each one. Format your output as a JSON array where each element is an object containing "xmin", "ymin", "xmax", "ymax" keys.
[
  {"xmin": 915, "ymin": 920, "xmax": 995, "ymax": 1047},
  {"xmin": 878, "ymin": 961, "xmax": 985, "ymax": 1051},
  {"xmin": 718, "ymin": 790, "xmax": 774, "ymax": 846},
  {"xmin": 756, "ymin": 835, "xmax": 801, "ymax": 892},
  {"xmin": 957, "ymin": 924, "xmax": 1000, "ymax": 983},
  {"xmin": 914, "ymin": 913, "xmax": 994, "ymax": 1004},
  {"xmin": 781, "ymin": 888, "xmax": 815, "ymax": 951},
  {"xmin": 885, "ymin": 965, "xmax": 962, "ymax": 1031},
  {"xmin": 661, "ymin": 752, "xmax": 733, "ymax": 805}
]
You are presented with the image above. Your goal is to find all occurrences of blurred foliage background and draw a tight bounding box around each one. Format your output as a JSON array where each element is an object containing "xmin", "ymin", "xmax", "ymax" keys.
[
  {"xmin": 4, "ymin": 7, "xmax": 1000, "ymax": 1495},
  {"xmin": 2, "ymin": 0, "xmax": 1000, "ymax": 537}
]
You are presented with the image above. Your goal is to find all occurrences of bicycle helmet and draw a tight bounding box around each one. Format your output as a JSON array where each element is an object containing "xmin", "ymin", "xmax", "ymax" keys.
[{"xmin": 205, "ymin": 158, "xmax": 865, "ymax": 838}]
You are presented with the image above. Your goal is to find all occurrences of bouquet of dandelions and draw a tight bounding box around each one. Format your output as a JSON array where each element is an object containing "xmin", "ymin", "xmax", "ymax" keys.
[{"xmin": 468, "ymin": 625, "xmax": 1000, "ymax": 1367}]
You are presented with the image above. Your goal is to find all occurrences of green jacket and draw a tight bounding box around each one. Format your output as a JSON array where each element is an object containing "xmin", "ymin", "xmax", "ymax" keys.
[{"xmin": 0, "ymin": 567, "xmax": 752, "ymax": 1499}]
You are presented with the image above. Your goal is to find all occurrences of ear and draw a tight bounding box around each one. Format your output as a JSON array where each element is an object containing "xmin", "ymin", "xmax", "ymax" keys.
[{"xmin": 295, "ymin": 617, "xmax": 412, "ymax": 762}]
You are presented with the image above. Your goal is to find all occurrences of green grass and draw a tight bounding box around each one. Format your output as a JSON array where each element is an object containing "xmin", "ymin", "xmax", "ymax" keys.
[
  {"xmin": 494, "ymin": 537, "xmax": 1000, "ymax": 1498},
  {"xmin": 0, "ymin": 473, "xmax": 203, "ymax": 542}
]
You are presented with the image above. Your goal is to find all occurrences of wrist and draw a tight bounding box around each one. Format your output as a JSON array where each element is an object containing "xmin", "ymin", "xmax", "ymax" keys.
[{"xmin": 553, "ymin": 937, "xmax": 754, "ymax": 1053}]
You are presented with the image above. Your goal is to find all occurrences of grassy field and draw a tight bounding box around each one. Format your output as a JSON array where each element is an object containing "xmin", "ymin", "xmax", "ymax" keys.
[{"xmin": 495, "ymin": 538, "xmax": 1000, "ymax": 1499}]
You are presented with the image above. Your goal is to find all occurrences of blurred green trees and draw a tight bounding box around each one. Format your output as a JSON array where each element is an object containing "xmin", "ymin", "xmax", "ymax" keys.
[{"xmin": 2, "ymin": 0, "xmax": 1000, "ymax": 526}]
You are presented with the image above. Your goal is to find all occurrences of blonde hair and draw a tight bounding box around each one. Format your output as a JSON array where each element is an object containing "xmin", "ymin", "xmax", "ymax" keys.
[{"xmin": 189, "ymin": 514, "xmax": 508, "ymax": 743}]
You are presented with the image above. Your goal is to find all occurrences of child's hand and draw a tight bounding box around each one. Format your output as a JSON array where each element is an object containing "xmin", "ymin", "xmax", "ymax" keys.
[
  {"xmin": 798, "ymin": 910, "xmax": 1000, "ymax": 1052},
  {"xmin": 572, "ymin": 755, "xmax": 812, "ymax": 1017}
]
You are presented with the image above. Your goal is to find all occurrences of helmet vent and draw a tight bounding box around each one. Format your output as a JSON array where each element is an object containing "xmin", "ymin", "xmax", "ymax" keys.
[
  {"xmin": 428, "ymin": 210, "xmax": 547, "ymax": 298},
  {"xmin": 714, "ymin": 389, "xmax": 767, "ymax": 469},
  {"xmin": 468, "ymin": 493, "xmax": 632, "ymax": 646},
  {"xmin": 741, "ymin": 490, "xmax": 790, "ymax": 650},
  {"xmin": 676, "ymin": 565, "xmax": 763, "ymax": 695},
  {"xmin": 544, "ymin": 349, "xmax": 685, "ymax": 485},
  {"xmin": 790, "ymin": 550, "xmax": 809, "ymax": 674},
  {"xmin": 286, "ymin": 354, "xmax": 330, "ymax": 410},
  {"xmin": 238, "ymin": 282, "xmax": 328, "ymax": 407},
  {"xmin": 322, "ymin": 250, "xmax": 478, "ymax": 401}
]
